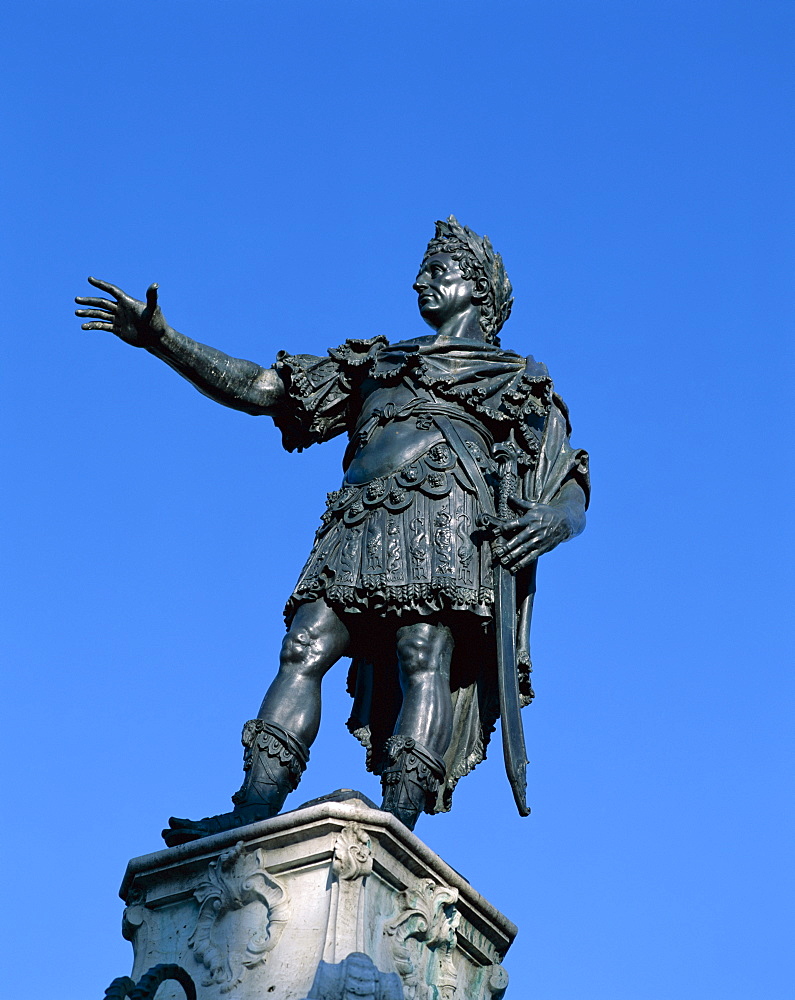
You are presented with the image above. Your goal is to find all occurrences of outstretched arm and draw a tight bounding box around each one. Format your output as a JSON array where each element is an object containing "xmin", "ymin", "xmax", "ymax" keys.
[{"xmin": 75, "ymin": 277, "xmax": 284, "ymax": 415}]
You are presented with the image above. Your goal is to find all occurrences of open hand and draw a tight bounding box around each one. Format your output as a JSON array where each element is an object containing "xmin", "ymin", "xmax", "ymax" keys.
[
  {"xmin": 75, "ymin": 277, "xmax": 166, "ymax": 348},
  {"xmin": 491, "ymin": 496, "xmax": 573, "ymax": 573}
]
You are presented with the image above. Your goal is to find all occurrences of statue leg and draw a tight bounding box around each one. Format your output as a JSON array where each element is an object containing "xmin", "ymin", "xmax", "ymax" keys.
[
  {"xmin": 380, "ymin": 622, "xmax": 453, "ymax": 831},
  {"xmin": 162, "ymin": 599, "xmax": 349, "ymax": 847},
  {"xmin": 256, "ymin": 597, "xmax": 351, "ymax": 745}
]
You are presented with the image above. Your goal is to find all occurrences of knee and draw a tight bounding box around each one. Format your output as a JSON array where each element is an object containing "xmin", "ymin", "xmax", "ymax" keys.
[
  {"xmin": 396, "ymin": 624, "xmax": 452, "ymax": 681},
  {"xmin": 279, "ymin": 627, "xmax": 326, "ymax": 679}
]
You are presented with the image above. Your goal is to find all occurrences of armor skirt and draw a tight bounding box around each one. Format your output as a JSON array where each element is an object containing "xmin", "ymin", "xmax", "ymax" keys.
[{"xmin": 284, "ymin": 442, "xmax": 495, "ymax": 622}]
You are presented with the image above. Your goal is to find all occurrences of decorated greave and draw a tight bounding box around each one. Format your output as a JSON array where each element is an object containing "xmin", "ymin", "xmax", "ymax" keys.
[
  {"xmin": 231, "ymin": 719, "xmax": 309, "ymax": 815},
  {"xmin": 380, "ymin": 735, "xmax": 446, "ymax": 831},
  {"xmin": 162, "ymin": 720, "xmax": 310, "ymax": 847}
]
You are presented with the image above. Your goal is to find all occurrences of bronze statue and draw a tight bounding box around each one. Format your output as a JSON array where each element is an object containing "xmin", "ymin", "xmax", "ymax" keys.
[{"xmin": 76, "ymin": 217, "xmax": 589, "ymax": 843}]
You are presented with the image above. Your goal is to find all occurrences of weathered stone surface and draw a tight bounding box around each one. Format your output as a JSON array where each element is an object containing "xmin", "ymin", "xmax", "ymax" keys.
[
  {"xmin": 301, "ymin": 952, "xmax": 403, "ymax": 1000},
  {"xmin": 120, "ymin": 792, "xmax": 515, "ymax": 1000}
]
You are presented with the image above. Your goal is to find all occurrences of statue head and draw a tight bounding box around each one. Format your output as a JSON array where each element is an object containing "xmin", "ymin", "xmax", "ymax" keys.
[{"xmin": 419, "ymin": 216, "xmax": 513, "ymax": 343}]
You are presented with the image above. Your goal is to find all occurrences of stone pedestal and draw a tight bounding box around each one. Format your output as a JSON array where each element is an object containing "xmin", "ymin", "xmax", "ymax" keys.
[{"xmin": 120, "ymin": 791, "xmax": 516, "ymax": 1000}]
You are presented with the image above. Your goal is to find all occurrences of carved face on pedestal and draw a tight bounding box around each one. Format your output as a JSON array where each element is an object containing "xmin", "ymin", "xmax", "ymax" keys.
[{"xmin": 413, "ymin": 252, "xmax": 479, "ymax": 330}]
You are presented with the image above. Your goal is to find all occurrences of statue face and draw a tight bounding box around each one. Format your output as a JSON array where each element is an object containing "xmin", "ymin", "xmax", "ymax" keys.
[{"xmin": 413, "ymin": 252, "xmax": 476, "ymax": 329}]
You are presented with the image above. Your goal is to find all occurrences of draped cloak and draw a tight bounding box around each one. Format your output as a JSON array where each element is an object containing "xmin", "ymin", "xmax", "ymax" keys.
[{"xmin": 270, "ymin": 334, "xmax": 590, "ymax": 812}]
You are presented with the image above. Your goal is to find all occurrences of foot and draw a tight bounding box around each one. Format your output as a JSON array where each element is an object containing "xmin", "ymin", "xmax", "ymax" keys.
[{"xmin": 161, "ymin": 803, "xmax": 276, "ymax": 847}]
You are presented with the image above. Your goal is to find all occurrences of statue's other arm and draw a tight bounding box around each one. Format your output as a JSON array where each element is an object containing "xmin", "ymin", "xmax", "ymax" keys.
[
  {"xmin": 75, "ymin": 278, "xmax": 284, "ymax": 416},
  {"xmin": 494, "ymin": 479, "xmax": 587, "ymax": 573},
  {"xmin": 490, "ymin": 391, "xmax": 590, "ymax": 573}
]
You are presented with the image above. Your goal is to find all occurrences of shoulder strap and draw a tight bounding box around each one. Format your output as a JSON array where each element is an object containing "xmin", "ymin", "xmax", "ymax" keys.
[
  {"xmin": 400, "ymin": 377, "xmax": 496, "ymax": 516},
  {"xmin": 433, "ymin": 413, "xmax": 496, "ymax": 517}
]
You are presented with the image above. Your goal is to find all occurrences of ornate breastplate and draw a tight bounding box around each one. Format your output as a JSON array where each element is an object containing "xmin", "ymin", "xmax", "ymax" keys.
[{"xmin": 343, "ymin": 384, "xmax": 493, "ymax": 485}]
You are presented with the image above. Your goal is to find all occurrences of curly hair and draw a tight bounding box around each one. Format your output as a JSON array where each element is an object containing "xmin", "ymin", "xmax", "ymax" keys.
[{"xmin": 422, "ymin": 215, "xmax": 514, "ymax": 343}]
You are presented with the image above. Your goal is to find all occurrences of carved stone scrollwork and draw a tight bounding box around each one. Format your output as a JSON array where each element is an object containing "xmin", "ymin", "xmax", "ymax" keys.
[
  {"xmin": 122, "ymin": 889, "xmax": 172, "ymax": 971},
  {"xmin": 122, "ymin": 903, "xmax": 146, "ymax": 944},
  {"xmin": 322, "ymin": 823, "xmax": 374, "ymax": 963},
  {"xmin": 384, "ymin": 878, "xmax": 460, "ymax": 1000},
  {"xmin": 486, "ymin": 963, "xmax": 509, "ymax": 998},
  {"xmin": 187, "ymin": 840, "xmax": 289, "ymax": 992},
  {"xmin": 122, "ymin": 886, "xmax": 147, "ymax": 943},
  {"xmin": 332, "ymin": 823, "xmax": 374, "ymax": 881}
]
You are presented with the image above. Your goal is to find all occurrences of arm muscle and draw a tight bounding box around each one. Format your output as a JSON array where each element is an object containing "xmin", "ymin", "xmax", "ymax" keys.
[{"xmin": 148, "ymin": 326, "xmax": 284, "ymax": 415}]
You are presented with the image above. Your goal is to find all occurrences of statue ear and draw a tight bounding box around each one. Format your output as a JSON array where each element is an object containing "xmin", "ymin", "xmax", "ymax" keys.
[{"xmin": 472, "ymin": 275, "xmax": 490, "ymax": 304}]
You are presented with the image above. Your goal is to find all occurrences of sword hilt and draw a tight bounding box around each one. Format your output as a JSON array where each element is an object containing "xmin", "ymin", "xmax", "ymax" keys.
[
  {"xmin": 496, "ymin": 460, "xmax": 517, "ymax": 521},
  {"xmin": 492, "ymin": 429, "xmax": 522, "ymax": 522}
]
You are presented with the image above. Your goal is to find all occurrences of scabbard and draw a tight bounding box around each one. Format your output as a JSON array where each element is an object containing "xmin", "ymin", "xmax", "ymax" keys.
[
  {"xmin": 427, "ymin": 412, "xmax": 531, "ymax": 816},
  {"xmin": 494, "ymin": 561, "xmax": 531, "ymax": 817}
]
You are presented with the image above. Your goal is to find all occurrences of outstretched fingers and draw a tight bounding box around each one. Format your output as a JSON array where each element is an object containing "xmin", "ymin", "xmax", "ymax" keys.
[
  {"xmin": 75, "ymin": 295, "xmax": 118, "ymax": 310},
  {"xmin": 75, "ymin": 291, "xmax": 117, "ymax": 325},
  {"xmin": 80, "ymin": 321, "xmax": 114, "ymax": 331},
  {"xmin": 75, "ymin": 308, "xmax": 116, "ymax": 320},
  {"xmin": 87, "ymin": 275, "xmax": 125, "ymax": 299}
]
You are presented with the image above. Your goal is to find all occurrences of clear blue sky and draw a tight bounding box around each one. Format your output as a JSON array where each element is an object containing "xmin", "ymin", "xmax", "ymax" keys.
[{"xmin": 2, "ymin": 3, "xmax": 793, "ymax": 998}]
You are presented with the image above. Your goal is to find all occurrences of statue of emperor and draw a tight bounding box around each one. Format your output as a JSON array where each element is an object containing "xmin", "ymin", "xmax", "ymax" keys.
[{"xmin": 76, "ymin": 216, "xmax": 589, "ymax": 843}]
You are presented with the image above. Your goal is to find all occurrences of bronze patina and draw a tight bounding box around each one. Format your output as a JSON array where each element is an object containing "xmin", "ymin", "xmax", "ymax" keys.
[{"xmin": 76, "ymin": 217, "xmax": 589, "ymax": 842}]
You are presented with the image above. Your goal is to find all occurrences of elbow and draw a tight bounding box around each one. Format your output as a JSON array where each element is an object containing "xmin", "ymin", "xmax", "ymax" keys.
[
  {"xmin": 569, "ymin": 505, "xmax": 586, "ymax": 540},
  {"xmin": 246, "ymin": 368, "xmax": 286, "ymax": 416},
  {"xmin": 560, "ymin": 479, "xmax": 587, "ymax": 540}
]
